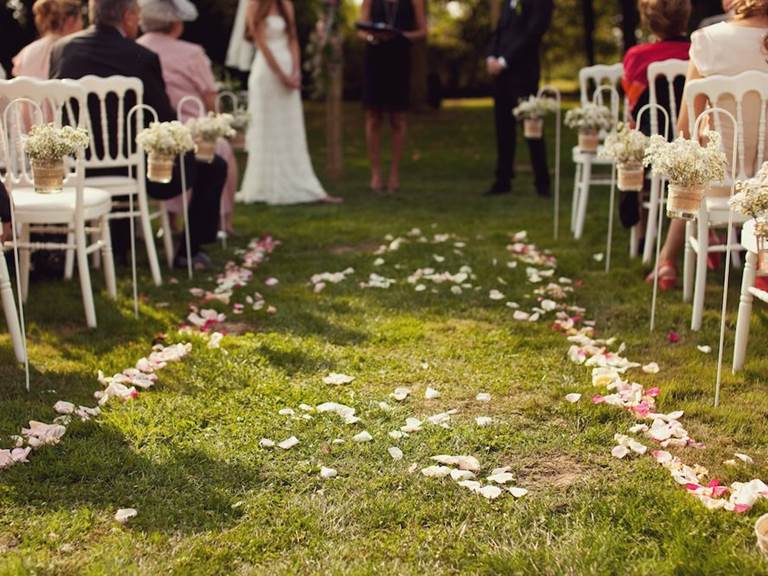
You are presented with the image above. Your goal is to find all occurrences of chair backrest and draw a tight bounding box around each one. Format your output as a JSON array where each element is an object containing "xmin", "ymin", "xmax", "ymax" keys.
[
  {"xmin": 74, "ymin": 75, "xmax": 144, "ymax": 171},
  {"xmin": 647, "ymin": 59, "xmax": 689, "ymax": 137},
  {"xmin": 579, "ymin": 63, "xmax": 627, "ymax": 123},
  {"xmin": 0, "ymin": 78, "xmax": 87, "ymax": 192},
  {"xmin": 685, "ymin": 70, "xmax": 768, "ymax": 180}
]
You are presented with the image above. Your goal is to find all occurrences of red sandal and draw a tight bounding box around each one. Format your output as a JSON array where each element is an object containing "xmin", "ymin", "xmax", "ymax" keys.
[{"xmin": 646, "ymin": 260, "xmax": 678, "ymax": 291}]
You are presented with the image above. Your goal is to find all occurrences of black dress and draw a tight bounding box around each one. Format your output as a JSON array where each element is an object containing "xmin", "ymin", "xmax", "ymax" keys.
[{"xmin": 363, "ymin": 0, "xmax": 416, "ymax": 112}]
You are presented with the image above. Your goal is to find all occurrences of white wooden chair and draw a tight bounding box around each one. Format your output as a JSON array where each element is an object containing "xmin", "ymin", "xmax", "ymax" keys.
[
  {"xmin": 571, "ymin": 63, "xmax": 625, "ymax": 239},
  {"xmin": 682, "ymin": 71, "xmax": 768, "ymax": 330},
  {"xmin": 732, "ymin": 219, "xmax": 767, "ymax": 373},
  {"xmin": 69, "ymin": 75, "xmax": 171, "ymax": 285},
  {"xmin": 642, "ymin": 59, "xmax": 689, "ymax": 263},
  {"xmin": 0, "ymin": 79, "xmax": 115, "ymax": 329}
]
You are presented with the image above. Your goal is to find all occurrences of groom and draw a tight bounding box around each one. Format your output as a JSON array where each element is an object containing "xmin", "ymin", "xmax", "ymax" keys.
[{"xmin": 484, "ymin": 0, "xmax": 554, "ymax": 197}]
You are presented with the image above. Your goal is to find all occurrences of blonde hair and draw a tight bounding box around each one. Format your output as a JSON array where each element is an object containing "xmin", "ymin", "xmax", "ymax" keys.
[
  {"xmin": 731, "ymin": 0, "xmax": 768, "ymax": 55},
  {"xmin": 33, "ymin": 0, "xmax": 82, "ymax": 35},
  {"xmin": 638, "ymin": 0, "xmax": 692, "ymax": 38}
]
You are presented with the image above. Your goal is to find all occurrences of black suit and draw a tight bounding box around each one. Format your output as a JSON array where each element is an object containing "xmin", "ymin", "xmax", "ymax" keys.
[
  {"xmin": 488, "ymin": 0, "xmax": 553, "ymax": 193},
  {"xmin": 50, "ymin": 25, "xmax": 224, "ymax": 260}
]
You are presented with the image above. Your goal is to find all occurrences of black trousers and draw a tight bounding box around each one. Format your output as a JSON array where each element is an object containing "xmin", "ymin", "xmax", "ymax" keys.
[
  {"xmin": 493, "ymin": 74, "xmax": 550, "ymax": 194},
  {"xmin": 0, "ymin": 182, "xmax": 10, "ymax": 224},
  {"xmin": 109, "ymin": 154, "xmax": 225, "ymax": 260}
]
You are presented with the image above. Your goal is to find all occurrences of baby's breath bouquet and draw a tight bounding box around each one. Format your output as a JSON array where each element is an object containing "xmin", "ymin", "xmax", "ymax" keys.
[
  {"xmin": 600, "ymin": 123, "xmax": 649, "ymax": 191},
  {"xmin": 565, "ymin": 103, "xmax": 613, "ymax": 152},
  {"xmin": 186, "ymin": 113, "xmax": 235, "ymax": 163},
  {"xmin": 644, "ymin": 131, "xmax": 727, "ymax": 220},
  {"xmin": 24, "ymin": 123, "xmax": 89, "ymax": 161},
  {"xmin": 136, "ymin": 121, "xmax": 195, "ymax": 184},
  {"xmin": 23, "ymin": 124, "xmax": 90, "ymax": 193},
  {"xmin": 731, "ymin": 163, "xmax": 768, "ymax": 268},
  {"xmin": 229, "ymin": 110, "xmax": 250, "ymax": 150},
  {"xmin": 513, "ymin": 96, "xmax": 559, "ymax": 140}
]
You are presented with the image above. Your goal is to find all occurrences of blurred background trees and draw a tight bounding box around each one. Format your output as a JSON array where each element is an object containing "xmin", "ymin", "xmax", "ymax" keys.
[{"xmin": 2, "ymin": 0, "xmax": 727, "ymax": 100}]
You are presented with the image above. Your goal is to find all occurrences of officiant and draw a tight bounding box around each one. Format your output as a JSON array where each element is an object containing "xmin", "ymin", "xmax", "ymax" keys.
[
  {"xmin": 484, "ymin": 0, "xmax": 554, "ymax": 198},
  {"xmin": 359, "ymin": 0, "xmax": 427, "ymax": 194}
]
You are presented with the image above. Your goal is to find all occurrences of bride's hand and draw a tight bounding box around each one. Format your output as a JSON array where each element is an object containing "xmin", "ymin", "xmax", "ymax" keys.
[{"xmin": 280, "ymin": 71, "xmax": 299, "ymax": 90}]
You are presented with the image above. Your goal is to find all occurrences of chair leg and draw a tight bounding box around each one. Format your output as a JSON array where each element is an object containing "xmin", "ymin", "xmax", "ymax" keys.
[
  {"xmin": 0, "ymin": 250, "xmax": 26, "ymax": 363},
  {"xmin": 19, "ymin": 225, "xmax": 31, "ymax": 303},
  {"xmin": 64, "ymin": 232, "xmax": 75, "ymax": 280},
  {"xmin": 100, "ymin": 216, "xmax": 117, "ymax": 300},
  {"xmin": 643, "ymin": 177, "xmax": 660, "ymax": 264},
  {"xmin": 732, "ymin": 250, "xmax": 757, "ymax": 373},
  {"xmin": 683, "ymin": 220, "xmax": 695, "ymax": 302},
  {"xmin": 574, "ymin": 158, "xmax": 592, "ymax": 240},
  {"xmin": 691, "ymin": 215, "xmax": 709, "ymax": 331},
  {"xmin": 159, "ymin": 205, "xmax": 174, "ymax": 269},
  {"xmin": 138, "ymin": 193, "xmax": 162, "ymax": 286},
  {"xmin": 75, "ymin": 223, "xmax": 97, "ymax": 328},
  {"xmin": 91, "ymin": 230, "xmax": 101, "ymax": 270},
  {"xmin": 571, "ymin": 161, "xmax": 583, "ymax": 233}
]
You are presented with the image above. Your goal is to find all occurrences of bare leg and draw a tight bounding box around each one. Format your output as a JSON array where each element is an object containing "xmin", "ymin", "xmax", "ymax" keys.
[
  {"xmin": 388, "ymin": 112, "xmax": 407, "ymax": 192},
  {"xmin": 366, "ymin": 110, "xmax": 384, "ymax": 191},
  {"xmin": 659, "ymin": 219, "xmax": 686, "ymax": 263}
]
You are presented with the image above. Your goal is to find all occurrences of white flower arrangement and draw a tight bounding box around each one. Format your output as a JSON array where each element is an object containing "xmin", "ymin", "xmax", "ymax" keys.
[
  {"xmin": 564, "ymin": 103, "xmax": 613, "ymax": 132},
  {"xmin": 600, "ymin": 123, "xmax": 649, "ymax": 165},
  {"xmin": 229, "ymin": 110, "xmax": 250, "ymax": 132},
  {"xmin": 136, "ymin": 121, "xmax": 196, "ymax": 156},
  {"xmin": 730, "ymin": 162, "xmax": 768, "ymax": 220},
  {"xmin": 23, "ymin": 123, "xmax": 89, "ymax": 162},
  {"xmin": 643, "ymin": 131, "xmax": 727, "ymax": 188},
  {"xmin": 186, "ymin": 112, "xmax": 236, "ymax": 142},
  {"xmin": 512, "ymin": 96, "xmax": 559, "ymax": 120}
]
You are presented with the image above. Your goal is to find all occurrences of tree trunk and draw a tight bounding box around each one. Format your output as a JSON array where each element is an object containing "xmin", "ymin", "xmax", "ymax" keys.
[
  {"xmin": 619, "ymin": 0, "xmax": 639, "ymax": 53},
  {"xmin": 490, "ymin": 0, "xmax": 501, "ymax": 30},
  {"xmin": 582, "ymin": 0, "xmax": 595, "ymax": 65}
]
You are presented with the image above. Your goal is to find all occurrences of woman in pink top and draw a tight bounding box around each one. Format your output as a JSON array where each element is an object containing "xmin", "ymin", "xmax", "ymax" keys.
[
  {"xmin": 649, "ymin": 0, "xmax": 768, "ymax": 291},
  {"xmin": 13, "ymin": 0, "xmax": 82, "ymax": 78},
  {"xmin": 137, "ymin": 0, "xmax": 240, "ymax": 237}
]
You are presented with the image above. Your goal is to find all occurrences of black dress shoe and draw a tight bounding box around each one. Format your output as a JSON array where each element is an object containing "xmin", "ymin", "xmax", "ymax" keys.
[{"xmin": 483, "ymin": 182, "xmax": 512, "ymax": 197}]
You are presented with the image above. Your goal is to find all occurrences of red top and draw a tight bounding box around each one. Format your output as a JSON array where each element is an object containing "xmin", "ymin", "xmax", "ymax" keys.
[{"xmin": 622, "ymin": 39, "xmax": 691, "ymax": 112}]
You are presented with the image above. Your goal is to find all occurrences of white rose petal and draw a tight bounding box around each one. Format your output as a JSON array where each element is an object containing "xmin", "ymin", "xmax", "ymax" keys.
[
  {"xmin": 259, "ymin": 438, "xmax": 275, "ymax": 448},
  {"xmin": 508, "ymin": 487, "xmax": 528, "ymax": 498},
  {"xmin": 479, "ymin": 485, "xmax": 503, "ymax": 500},
  {"xmin": 323, "ymin": 373, "xmax": 355, "ymax": 386},
  {"xmin": 278, "ymin": 436, "xmax": 299, "ymax": 450},
  {"xmin": 320, "ymin": 466, "xmax": 338, "ymax": 479},
  {"xmin": 421, "ymin": 465, "xmax": 452, "ymax": 478},
  {"xmin": 476, "ymin": 393, "xmax": 491, "ymax": 402},
  {"xmin": 425, "ymin": 387, "xmax": 441, "ymax": 400},
  {"xmin": 642, "ymin": 362, "xmax": 660, "ymax": 374},
  {"xmin": 388, "ymin": 446, "xmax": 404, "ymax": 461},
  {"xmin": 475, "ymin": 416, "xmax": 493, "ymax": 427},
  {"xmin": 114, "ymin": 508, "xmax": 137, "ymax": 523},
  {"xmin": 564, "ymin": 393, "xmax": 582, "ymax": 403},
  {"xmin": 353, "ymin": 431, "xmax": 373, "ymax": 443}
]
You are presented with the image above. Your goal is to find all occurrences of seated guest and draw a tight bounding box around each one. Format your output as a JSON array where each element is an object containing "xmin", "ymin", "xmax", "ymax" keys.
[
  {"xmin": 49, "ymin": 0, "xmax": 225, "ymax": 270},
  {"xmin": 0, "ymin": 182, "xmax": 10, "ymax": 242},
  {"xmin": 650, "ymin": 0, "xmax": 768, "ymax": 290},
  {"xmin": 137, "ymin": 0, "xmax": 240, "ymax": 238},
  {"xmin": 620, "ymin": 0, "xmax": 691, "ymax": 242},
  {"xmin": 13, "ymin": 0, "xmax": 82, "ymax": 79}
]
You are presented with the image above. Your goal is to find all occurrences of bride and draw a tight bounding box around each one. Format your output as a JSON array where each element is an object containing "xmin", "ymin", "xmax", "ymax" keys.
[{"xmin": 236, "ymin": 0, "xmax": 341, "ymax": 205}]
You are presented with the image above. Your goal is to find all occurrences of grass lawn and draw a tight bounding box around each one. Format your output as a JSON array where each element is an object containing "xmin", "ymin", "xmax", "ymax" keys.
[{"xmin": 1, "ymin": 101, "xmax": 767, "ymax": 575}]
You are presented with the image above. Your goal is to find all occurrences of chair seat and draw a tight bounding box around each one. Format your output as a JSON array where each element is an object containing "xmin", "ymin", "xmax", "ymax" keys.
[
  {"xmin": 12, "ymin": 187, "xmax": 112, "ymax": 223},
  {"xmin": 704, "ymin": 197, "xmax": 750, "ymax": 225},
  {"xmin": 572, "ymin": 146, "xmax": 614, "ymax": 164},
  {"xmin": 84, "ymin": 175, "xmax": 139, "ymax": 196}
]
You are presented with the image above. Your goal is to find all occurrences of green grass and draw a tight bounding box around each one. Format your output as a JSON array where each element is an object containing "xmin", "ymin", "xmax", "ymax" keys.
[{"xmin": 0, "ymin": 101, "xmax": 767, "ymax": 575}]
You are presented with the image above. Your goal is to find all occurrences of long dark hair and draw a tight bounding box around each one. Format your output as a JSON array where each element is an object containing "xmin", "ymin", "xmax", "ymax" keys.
[{"xmin": 246, "ymin": 0, "xmax": 293, "ymax": 41}]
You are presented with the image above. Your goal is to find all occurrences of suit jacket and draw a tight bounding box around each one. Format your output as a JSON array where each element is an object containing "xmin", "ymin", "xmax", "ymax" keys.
[
  {"xmin": 489, "ymin": 0, "xmax": 554, "ymax": 86},
  {"xmin": 49, "ymin": 26, "xmax": 176, "ymax": 161}
]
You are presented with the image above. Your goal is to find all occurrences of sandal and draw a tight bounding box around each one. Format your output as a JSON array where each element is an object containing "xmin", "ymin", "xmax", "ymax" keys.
[{"xmin": 645, "ymin": 259, "xmax": 678, "ymax": 291}]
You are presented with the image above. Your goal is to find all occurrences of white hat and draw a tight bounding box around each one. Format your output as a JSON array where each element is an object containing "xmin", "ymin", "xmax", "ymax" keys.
[{"xmin": 138, "ymin": 0, "xmax": 198, "ymax": 23}]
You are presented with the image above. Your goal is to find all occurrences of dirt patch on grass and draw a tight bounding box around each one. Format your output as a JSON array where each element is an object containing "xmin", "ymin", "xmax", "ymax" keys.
[
  {"xmin": 515, "ymin": 453, "xmax": 587, "ymax": 491},
  {"xmin": 328, "ymin": 240, "xmax": 381, "ymax": 255}
]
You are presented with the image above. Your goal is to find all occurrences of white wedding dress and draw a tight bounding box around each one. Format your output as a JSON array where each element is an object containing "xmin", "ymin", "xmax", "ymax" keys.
[{"xmin": 237, "ymin": 15, "xmax": 328, "ymax": 205}]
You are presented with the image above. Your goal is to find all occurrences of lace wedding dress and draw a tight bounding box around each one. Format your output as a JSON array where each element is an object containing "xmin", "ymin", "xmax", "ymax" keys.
[{"xmin": 237, "ymin": 15, "xmax": 328, "ymax": 205}]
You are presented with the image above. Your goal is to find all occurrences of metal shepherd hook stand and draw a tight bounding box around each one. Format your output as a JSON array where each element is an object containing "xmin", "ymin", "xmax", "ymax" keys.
[
  {"xmin": 631, "ymin": 103, "xmax": 670, "ymax": 333},
  {"xmin": 537, "ymin": 85, "xmax": 562, "ymax": 240},
  {"xmin": 176, "ymin": 95, "xmax": 207, "ymax": 281},
  {"xmin": 591, "ymin": 85, "xmax": 621, "ymax": 273},
  {"xmin": 3, "ymin": 98, "xmax": 46, "ymax": 391},
  {"xmin": 215, "ymin": 90, "xmax": 241, "ymax": 251},
  {"xmin": 690, "ymin": 107, "xmax": 739, "ymax": 408},
  {"xmin": 126, "ymin": 104, "xmax": 159, "ymax": 319}
]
